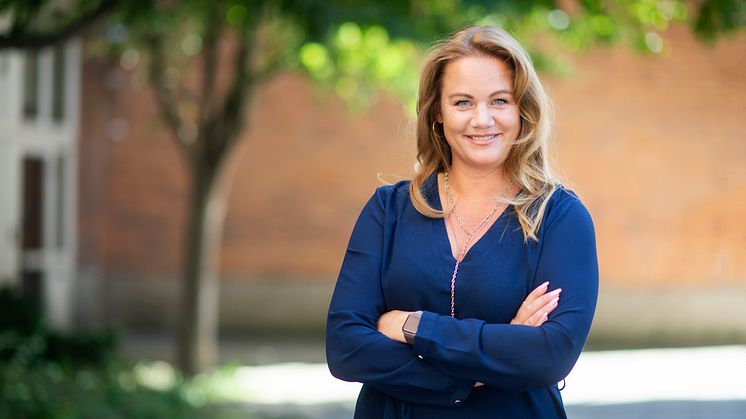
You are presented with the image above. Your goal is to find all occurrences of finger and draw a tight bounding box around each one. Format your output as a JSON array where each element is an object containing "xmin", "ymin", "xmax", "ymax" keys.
[
  {"xmin": 514, "ymin": 298, "xmax": 536, "ymax": 324},
  {"xmin": 516, "ymin": 285, "xmax": 552, "ymax": 323},
  {"xmin": 531, "ymin": 297, "xmax": 559, "ymax": 327},
  {"xmin": 514, "ymin": 285, "xmax": 558, "ymax": 325},
  {"xmin": 526, "ymin": 292, "xmax": 560, "ymax": 325},
  {"xmin": 537, "ymin": 296, "xmax": 560, "ymax": 325},
  {"xmin": 523, "ymin": 281, "xmax": 550, "ymax": 306},
  {"xmin": 526, "ymin": 288, "xmax": 561, "ymax": 314},
  {"xmin": 526, "ymin": 306, "xmax": 547, "ymax": 326}
]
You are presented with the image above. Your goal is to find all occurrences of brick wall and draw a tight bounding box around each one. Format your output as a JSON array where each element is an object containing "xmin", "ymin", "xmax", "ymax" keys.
[{"xmin": 78, "ymin": 25, "xmax": 746, "ymax": 286}]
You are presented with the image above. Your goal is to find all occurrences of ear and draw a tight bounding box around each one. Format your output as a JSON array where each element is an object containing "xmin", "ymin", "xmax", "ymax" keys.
[{"xmin": 435, "ymin": 111, "xmax": 442, "ymax": 124}]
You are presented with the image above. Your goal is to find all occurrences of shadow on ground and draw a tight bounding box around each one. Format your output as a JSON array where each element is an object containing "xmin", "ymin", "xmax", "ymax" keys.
[
  {"xmin": 211, "ymin": 400, "xmax": 746, "ymax": 419},
  {"xmin": 210, "ymin": 403, "xmax": 353, "ymax": 419},
  {"xmin": 566, "ymin": 400, "xmax": 746, "ymax": 419}
]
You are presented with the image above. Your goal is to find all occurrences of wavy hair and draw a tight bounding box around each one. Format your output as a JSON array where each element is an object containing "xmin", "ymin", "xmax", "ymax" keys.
[{"xmin": 409, "ymin": 24, "xmax": 559, "ymax": 242}]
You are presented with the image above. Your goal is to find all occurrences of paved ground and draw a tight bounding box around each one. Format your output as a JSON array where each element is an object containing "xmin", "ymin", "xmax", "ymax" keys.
[
  {"xmin": 213, "ymin": 399, "xmax": 746, "ymax": 419},
  {"xmin": 122, "ymin": 337, "xmax": 746, "ymax": 419},
  {"xmin": 567, "ymin": 400, "xmax": 746, "ymax": 419}
]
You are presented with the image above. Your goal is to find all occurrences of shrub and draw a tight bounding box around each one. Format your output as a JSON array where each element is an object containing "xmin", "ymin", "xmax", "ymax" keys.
[{"xmin": 0, "ymin": 286, "xmax": 210, "ymax": 419}]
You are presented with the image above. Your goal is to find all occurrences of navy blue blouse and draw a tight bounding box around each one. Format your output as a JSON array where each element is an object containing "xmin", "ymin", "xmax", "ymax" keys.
[{"xmin": 326, "ymin": 174, "xmax": 599, "ymax": 419}]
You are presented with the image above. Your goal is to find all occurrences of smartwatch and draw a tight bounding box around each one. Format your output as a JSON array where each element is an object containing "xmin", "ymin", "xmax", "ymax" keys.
[{"xmin": 402, "ymin": 311, "xmax": 423, "ymax": 345}]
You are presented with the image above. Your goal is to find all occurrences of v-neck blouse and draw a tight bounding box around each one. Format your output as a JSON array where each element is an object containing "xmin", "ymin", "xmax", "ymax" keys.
[{"xmin": 326, "ymin": 174, "xmax": 599, "ymax": 419}]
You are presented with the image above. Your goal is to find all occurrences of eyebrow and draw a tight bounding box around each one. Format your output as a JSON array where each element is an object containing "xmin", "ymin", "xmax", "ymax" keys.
[{"xmin": 447, "ymin": 90, "xmax": 513, "ymax": 99}]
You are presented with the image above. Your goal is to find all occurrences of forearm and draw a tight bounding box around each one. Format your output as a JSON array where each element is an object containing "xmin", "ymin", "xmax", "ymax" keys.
[
  {"xmin": 375, "ymin": 287, "xmax": 571, "ymax": 391},
  {"xmin": 327, "ymin": 309, "xmax": 475, "ymax": 405},
  {"xmin": 411, "ymin": 312, "xmax": 589, "ymax": 392}
]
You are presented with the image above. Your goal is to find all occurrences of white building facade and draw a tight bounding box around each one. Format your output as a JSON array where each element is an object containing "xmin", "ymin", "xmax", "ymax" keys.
[{"xmin": 0, "ymin": 40, "xmax": 80, "ymax": 331}]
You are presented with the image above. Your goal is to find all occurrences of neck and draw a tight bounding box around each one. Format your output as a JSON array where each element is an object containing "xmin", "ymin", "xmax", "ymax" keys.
[{"xmin": 446, "ymin": 165, "xmax": 511, "ymax": 200}]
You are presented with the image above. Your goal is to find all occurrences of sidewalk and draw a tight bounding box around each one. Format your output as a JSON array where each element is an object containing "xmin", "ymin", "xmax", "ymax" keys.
[{"xmin": 122, "ymin": 337, "xmax": 746, "ymax": 418}]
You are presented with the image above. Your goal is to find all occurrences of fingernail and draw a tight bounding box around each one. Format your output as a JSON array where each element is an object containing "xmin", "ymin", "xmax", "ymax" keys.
[
  {"xmin": 551, "ymin": 297, "xmax": 559, "ymax": 306},
  {"xmin": 550, "ymin": 288, "xmax": 562, "ymax": 295},
  {"xmin": 540, "ymin": 281, "xmax": 549, "ymax": 288}
]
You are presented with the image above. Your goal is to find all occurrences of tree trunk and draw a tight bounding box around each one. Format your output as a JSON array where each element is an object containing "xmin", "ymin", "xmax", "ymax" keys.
[{"xmin": 176, "ymin": 156, "xmax": 231, "ymax": 375}]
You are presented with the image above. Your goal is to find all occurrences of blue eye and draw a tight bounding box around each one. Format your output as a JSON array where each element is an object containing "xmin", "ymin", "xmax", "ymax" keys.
[
  {"xmin": 455, "ymin": 100, "xmax": 470, "ymax": 107},
  {"xmin": 493, "ymin": 98, "xmax": 508, "ymax": 105}
]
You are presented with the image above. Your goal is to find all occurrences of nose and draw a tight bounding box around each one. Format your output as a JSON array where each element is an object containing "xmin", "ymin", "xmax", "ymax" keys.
[{"xmin": 472, "ymin": 103, "xmax": 495, "ymax": 129}]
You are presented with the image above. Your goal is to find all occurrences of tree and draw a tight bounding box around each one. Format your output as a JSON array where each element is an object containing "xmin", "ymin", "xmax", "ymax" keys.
[{"xmin": 1, "ymin": 0, "xmax": 742, "ymax": 375}]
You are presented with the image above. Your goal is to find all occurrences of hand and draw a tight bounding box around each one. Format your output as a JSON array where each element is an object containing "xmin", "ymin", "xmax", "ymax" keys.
[
  {"xmin": 376, "ymin": 310, "xmax": 411, "ymax": 343},
  {"xmin": 511, "ymin": 281, "xmax": 561, "ymax": 327}
]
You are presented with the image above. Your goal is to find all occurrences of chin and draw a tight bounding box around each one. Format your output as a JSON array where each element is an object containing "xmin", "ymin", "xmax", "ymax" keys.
[{"xmin": 460, "ymin": 159, "xmax": 508, "ymax": 171}]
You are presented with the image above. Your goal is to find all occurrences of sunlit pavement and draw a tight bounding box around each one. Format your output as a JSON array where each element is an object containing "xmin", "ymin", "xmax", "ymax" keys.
[{"xmin": 207, "ymin": 345, "xmax": 746, "ymax": 419}]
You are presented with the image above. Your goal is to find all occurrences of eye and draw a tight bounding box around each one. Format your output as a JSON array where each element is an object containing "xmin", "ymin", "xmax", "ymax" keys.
[
  {"xmin": 455, "ymin": 100, "xmax": 471, "ymax": 108},
  {"xmin": 492, "ymin": 98, "xmax": 509, "ymax": 106}
]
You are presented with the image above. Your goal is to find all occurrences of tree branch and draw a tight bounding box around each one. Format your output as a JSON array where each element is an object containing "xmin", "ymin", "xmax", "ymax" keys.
[
  {"xmin": 198, "ymin": 8, "xmax": 220, "ymax": 128},
  {"xmin": 200, "ymin": 20, "xmax": 256, "ymax": 167},
  {"xmin": 145, "ymin": 34, "xmax": 191, "ymax": 158},
  {"xmin": 0, "ymin": 0, "xmax": 118, "ymax": 49},
  {"xmin": 219, "ymin": 25, "xmax": 253, "ymax": 144},
  {"xmin": 251, "ymin": 53, "xmax": 284, "ymax": 85},
  {"xmin": 228, "ymin": 35, "xmax": 252, "ymax": 149}
]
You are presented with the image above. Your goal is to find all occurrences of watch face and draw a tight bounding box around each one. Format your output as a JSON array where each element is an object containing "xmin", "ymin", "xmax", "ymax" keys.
[
  {"xmin": 404, "ymin": 312, "xmax": 420, "ymax": 333},
  {"xmin": 403, "ymin": 312, "xmax": 421, "ymax": 344},
  {"xmin": 403, "ymin": 316, "xmax": 414, "ymax": 332}
]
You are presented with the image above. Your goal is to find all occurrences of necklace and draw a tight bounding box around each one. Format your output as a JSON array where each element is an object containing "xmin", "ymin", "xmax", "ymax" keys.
[{"xmin": 443, "ymin": 171, "xmax": 513, "ymax": 317}]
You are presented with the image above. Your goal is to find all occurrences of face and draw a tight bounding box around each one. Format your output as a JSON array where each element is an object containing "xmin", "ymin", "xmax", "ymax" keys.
[{"xmin": 436, "ymin": 55, "xmax": 521, "ymax": 173}]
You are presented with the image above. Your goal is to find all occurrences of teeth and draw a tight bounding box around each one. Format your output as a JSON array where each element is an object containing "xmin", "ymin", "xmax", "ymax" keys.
[{"xmin": 470, "ymin": 135, "xmax": 496, "ymax": 141}]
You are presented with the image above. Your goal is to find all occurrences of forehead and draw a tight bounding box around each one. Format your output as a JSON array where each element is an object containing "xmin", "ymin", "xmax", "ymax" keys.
[{"xmin": 441, "ymin": 55, "xmax": 514, "ymax": 94}]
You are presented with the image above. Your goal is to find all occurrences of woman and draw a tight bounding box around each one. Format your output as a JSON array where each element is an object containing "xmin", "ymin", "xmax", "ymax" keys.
[{"xmin": 326, "ymin": 25, "xmax": 598, "ymax": 418}]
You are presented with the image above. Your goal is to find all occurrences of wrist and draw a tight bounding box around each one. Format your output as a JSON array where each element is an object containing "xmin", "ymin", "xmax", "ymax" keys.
[{"xmin": 402, "ymin": 311, "xmax": 423, "ymax": 345}]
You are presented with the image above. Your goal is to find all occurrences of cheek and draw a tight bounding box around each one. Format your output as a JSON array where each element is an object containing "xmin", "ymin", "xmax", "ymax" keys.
[
  {"xmin": 443, "ymin": 129, "xmax": 458, "ymax": 149},
  {"xmin": 505, "ymin": 108, "xmax": 521, "ymax": 125},
  {"xmin": 442, "ymin": 111, "xmax": 468, "ymax": 131},
  {"xmin": 501, "ymin": 111, "xmax": 522, "ymax": 135}
]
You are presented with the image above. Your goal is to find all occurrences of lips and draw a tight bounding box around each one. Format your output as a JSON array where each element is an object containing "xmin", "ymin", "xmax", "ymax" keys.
[{"xmin": 466, "ymin": 134, "xmax": 500, "ymax": 143}]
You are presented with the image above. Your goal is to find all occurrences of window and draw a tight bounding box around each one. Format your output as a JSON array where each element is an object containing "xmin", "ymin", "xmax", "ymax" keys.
[
  {"xmin": 23, "ymin": 50, "xmax": 40, "ymax": 119},
  {"xmin": 21, "ymin": 157, "xmax": 46, "ymax": 308},
  {"xmin": 55, "ymin": 155, "xmax": 66, "ymax": 249},
  {"xmin": 52, "ymin": 44, "xmax": 66, "ymax": 122},
  {"xmin": 22, "ymin": 158, "xmax": 44, "ymax": 250}
]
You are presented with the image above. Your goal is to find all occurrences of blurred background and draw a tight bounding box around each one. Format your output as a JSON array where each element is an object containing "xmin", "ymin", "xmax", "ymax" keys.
[{"xmin": 0, "ymin": 0, "xmax": 744, "ymax": 418}]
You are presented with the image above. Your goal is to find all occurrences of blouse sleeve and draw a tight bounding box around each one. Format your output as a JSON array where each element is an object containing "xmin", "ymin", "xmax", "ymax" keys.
[
  {"xmin": 326, "ymin": 188, "xmax": 475, "ymax": 407},
  {"xmin": 411, "ymin": 193, "xmax": 599, "ymax": 392}
]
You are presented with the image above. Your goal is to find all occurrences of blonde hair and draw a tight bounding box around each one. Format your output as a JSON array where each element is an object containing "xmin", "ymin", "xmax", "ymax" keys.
[{"xmin": 409, "ymin": 25, "xmax": 559, "ymax": 242}]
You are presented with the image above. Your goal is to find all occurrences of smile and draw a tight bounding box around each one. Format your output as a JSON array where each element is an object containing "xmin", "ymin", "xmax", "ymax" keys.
[{"xmin": 466, "ymin": 134, "xmax": 499, "ymax": 142}]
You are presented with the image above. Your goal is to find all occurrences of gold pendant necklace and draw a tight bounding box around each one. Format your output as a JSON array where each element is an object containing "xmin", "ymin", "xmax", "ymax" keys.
[{"xmin": 443, "ymin": 171, "xmax": 513, "ymax": 317}]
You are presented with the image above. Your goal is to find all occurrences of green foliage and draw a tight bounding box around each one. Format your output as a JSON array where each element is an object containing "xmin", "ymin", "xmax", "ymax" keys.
[
  {"xmin": 0, "ymin": 363, "xmax": 206, "ymax": 419},
  {"xmin": 300, "ymin": 22, "xmax": 421, "ymax": 110},
  {"xmin": 0, "ymin": 287, "xmax": 117, "ymax": 369},
  {"xmin": 695, "ymin": 0, "xmax": 746, "ymax": 40},
  {"xmin": 0, "ymin": 286, "xmax": 213, "ymax": 419}
]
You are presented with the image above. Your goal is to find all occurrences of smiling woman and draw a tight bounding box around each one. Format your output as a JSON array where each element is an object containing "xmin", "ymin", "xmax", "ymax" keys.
[{"xmin": 326, "ymin": 25, "xmax": 598, "ymax": 419}]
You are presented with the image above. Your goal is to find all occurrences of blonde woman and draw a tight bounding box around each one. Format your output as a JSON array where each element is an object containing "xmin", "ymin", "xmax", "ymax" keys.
[{"xmin": 327, "ymin": 25, "xmax": 598, "ymax": 418}]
